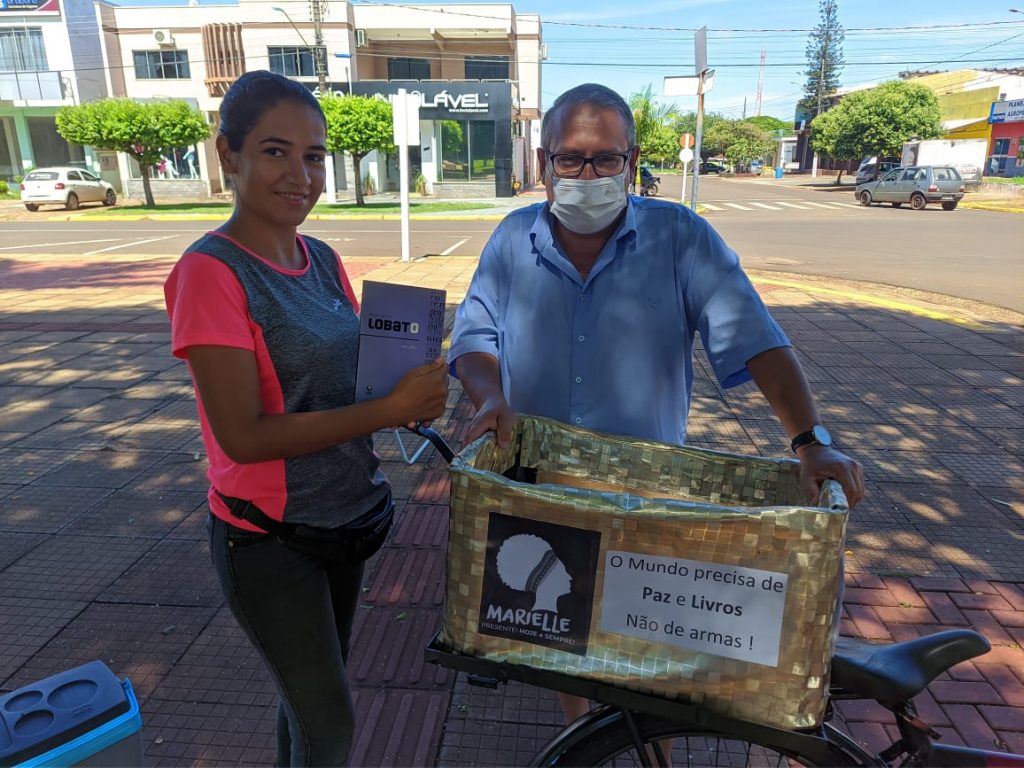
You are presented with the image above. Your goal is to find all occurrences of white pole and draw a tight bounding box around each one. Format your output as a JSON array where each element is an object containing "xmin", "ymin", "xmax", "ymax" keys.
[
  {"xmin": 690, "ymin": 72, "xmax": 705, "ymax": 212},
  {"xmin": 811, "ymin": 152, "xmax": 819, "ymax": 179},
  {"xmin": 680, "ymin": 160, "xmax": 688, "ymax": 205},
  {"xmin": 397, "ymin": 89, "xmax": 411, "ymax": 262}
]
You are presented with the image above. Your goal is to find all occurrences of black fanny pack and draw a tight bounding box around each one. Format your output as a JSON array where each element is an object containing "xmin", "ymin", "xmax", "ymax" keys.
[{"xmin": 217, "ymin": 491, "xmax": 394, "ymax": 564}]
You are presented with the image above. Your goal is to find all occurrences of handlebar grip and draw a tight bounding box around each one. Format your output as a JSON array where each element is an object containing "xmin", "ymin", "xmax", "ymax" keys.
[{"xmin": 409, "ymin": 424, "xmax": 456, "ymax": 464}]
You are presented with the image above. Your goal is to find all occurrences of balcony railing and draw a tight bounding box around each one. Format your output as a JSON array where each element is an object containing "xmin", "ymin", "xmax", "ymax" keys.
[{"xmin": 0, "ymin": 70, "xmax": 71, "ymax": 102}]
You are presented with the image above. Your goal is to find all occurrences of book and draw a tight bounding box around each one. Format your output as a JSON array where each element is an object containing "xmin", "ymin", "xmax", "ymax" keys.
[{"xmin": 354, "ymin": 281, "xmax": 446, "ymax": 402}]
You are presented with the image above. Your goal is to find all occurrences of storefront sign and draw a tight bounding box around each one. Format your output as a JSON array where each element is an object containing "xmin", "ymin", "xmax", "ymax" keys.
[
  {"xmin": 990, "ymin": 99, "xmax": 1024, "ymax": 124},
  {"xmin": 600, "ymin": 551, "xmax": 788, "ymax": 667},
  {"xmin": 316, "ymin": 81, "xmax": 512, "ymax": 120},
  {"xmin": 0, "ymin": 0, "xmax": 60, "ymax": 13}
]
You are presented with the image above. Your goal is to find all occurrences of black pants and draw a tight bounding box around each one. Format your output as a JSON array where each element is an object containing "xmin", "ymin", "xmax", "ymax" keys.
[{"xmin": 208, "ymin": 504, "xmax": 392, "ymax": 767}]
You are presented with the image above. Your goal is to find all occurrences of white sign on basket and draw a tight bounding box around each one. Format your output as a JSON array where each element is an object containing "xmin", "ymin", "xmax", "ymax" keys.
[{"xmin": 600, "ymin": 551, "xmax": 788, "ymax": 667}]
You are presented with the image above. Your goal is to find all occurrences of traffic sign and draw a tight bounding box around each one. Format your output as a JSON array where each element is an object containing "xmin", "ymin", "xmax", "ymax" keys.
[
  {"xmin": 679, "ymin": 148, "xmax": 694, "ymax": 164},
  {"xmin": 679, "ymin": 132, "xmax": 694, "ymax": 150}
]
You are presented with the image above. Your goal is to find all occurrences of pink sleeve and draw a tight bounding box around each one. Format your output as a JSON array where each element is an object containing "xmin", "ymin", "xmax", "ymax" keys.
[
  {"xmin": 164, "ymin": 251, "xmax": 255, "ymax": 359},
  {"xmin": 334, "ymin": 251, "xmax": 360, "ymax": 313}
]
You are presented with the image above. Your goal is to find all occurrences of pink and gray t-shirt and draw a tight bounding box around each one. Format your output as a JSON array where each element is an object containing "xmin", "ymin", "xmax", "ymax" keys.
[{"xmin": 164, "ymin": 231, "xmax": 389, "ymax": 532}]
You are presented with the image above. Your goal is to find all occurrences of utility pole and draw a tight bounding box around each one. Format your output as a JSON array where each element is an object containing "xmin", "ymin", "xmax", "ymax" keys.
[
  {"xmin": 755, "ymin": 47, "xmax": 765, "ymax": 116},
  {"xmin": 310, "ymin": 0, "xmax": 327, "ymax": 94},
  {"xmin": 742, "ymin": 97, "xmax": 747, "ymax": 120}
]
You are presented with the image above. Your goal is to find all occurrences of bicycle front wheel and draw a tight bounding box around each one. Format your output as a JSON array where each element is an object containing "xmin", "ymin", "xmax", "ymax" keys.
[{"xmin": 535, "ymin": 708, "xmax": 870, "ymax": 767}]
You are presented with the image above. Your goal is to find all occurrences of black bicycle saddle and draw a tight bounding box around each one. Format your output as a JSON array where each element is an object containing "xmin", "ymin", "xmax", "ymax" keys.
[{"xmin": 831, "ymin": 629, "xmax": 990, "ymax": 705}]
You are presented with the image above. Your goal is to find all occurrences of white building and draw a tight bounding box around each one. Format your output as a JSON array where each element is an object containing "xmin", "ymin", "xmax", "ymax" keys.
[
  {"xmin": 92, "ymin": 0, "xmax": 543, "ymax": 199},
  {"xmin": 1, "ymin": 0, "xmax": 108, "ymax": 181}
]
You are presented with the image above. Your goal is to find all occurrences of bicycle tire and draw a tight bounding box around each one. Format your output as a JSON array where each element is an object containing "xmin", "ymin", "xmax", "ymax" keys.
[{"xmin": 535, "ymin": 708, "xmax": 873, "ymax": 767}]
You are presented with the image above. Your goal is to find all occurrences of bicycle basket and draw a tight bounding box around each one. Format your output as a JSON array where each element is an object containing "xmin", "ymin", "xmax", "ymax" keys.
[{"xmin": 440, "ymin": 415, "xmax": 848, "ymax": 730}]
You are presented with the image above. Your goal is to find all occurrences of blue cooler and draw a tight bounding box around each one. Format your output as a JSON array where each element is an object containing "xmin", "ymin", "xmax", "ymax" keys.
[{"xmin": 0, "ymin": 661, "xmax": 142, "ymax": 767}]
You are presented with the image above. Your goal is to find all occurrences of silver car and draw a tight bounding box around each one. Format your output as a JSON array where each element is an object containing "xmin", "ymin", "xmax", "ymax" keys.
[
  {"xmin": 20, "ymin": 167, "xmax": 117, "ymax": 212},
  {"xmin": 855, "ymin": 165, "xmax": 965, "ymax": 211}
]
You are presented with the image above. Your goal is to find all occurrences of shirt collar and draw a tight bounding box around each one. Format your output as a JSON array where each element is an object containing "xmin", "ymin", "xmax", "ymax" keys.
[{"xmin": 528, "ymin": 195, "xmax": 639, "ymax": 255}]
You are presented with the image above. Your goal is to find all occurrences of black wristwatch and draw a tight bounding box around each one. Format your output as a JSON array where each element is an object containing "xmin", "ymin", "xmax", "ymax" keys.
[{"xmin": 790, "ymin": 424, "xmax": 833, "ymax": 453}]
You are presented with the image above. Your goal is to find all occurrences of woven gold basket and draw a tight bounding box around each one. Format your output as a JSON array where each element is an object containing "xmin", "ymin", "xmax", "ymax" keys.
[{"xmin": 440, "ymin": 415, "xmax": 848, "ymax": 730}]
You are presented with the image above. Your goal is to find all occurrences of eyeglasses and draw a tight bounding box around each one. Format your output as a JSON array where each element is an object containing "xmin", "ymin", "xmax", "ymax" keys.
[{"xmin": 546, "ymin": 152, "xmax": 630, "ymax": 178}]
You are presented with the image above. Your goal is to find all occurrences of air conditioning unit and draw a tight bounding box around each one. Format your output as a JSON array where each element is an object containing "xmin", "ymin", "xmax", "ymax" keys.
[
  {"xmin": 152, "ymin": 29, "xmax": 175, "ymax": 46},
  {"xmin": 355, "ymin": 29, "xmax": 367, "ymax": 47}
]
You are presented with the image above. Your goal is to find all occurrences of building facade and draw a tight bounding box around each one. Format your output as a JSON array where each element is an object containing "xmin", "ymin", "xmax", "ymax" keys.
[
  {"xmin": 1, "ymin": 0, "xmax": 108, "ymax": 182},
  {"xmin": 987, "ymin": 98, "xmax": 1024, "ymax": 178},
  {"xmin": 93, "ymin": 0, "xmax": 543, "ymax": 199}
]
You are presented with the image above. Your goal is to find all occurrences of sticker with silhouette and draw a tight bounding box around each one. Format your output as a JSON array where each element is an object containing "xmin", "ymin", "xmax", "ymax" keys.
[{"xmin": 478, "ymin": 512, "xmax": 600, "ymax": 655}]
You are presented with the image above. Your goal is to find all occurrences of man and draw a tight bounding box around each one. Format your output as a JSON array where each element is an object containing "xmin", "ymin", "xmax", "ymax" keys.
[{"xmin": 448, "ymin": 83, "xmax": 864, "ymax": 727}]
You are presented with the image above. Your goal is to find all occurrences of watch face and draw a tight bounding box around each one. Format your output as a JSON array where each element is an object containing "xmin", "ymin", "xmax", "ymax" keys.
[{"xmin": 812, "ymin": 425, "xmax": 833, "ymax": 446}]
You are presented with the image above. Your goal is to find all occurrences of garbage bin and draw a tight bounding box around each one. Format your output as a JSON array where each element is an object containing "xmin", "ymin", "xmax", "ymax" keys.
[
  {"xmin": 0, "ymin": 661, "xmax": 143, "ymax": 767},
  {"xmin": 774, "ymin": 166, "xmax": 784, "ymax": 179}
]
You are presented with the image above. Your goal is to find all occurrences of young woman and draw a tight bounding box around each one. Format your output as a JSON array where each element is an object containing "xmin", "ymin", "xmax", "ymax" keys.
[{"xmin": 164, "ymin": 70, "xmax": 449, "ymax": 766}]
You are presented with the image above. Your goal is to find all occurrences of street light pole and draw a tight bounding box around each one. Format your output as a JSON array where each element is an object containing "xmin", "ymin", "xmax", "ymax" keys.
[
  {"xmin": 309, "ymin": 0, "xmax": 327, "ymax": 95},
  {"xmin": 272, "ymin": 5, "xmax": 326, "ymax": 94}
]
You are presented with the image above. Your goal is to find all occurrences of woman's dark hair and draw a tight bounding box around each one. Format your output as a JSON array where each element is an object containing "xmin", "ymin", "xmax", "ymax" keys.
[{"xmin": 218, "ymin": 70, "xmax": 326, "ymax": 151}]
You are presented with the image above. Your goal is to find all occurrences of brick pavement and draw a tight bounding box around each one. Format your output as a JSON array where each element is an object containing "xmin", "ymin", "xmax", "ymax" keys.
[{"xmin": 0, "ymin": 249, "xmax": 1022, "ymax": 766}]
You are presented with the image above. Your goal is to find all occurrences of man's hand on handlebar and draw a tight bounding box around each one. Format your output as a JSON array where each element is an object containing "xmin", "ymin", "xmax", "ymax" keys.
[
  {"xmin": 796, "ymin": 444, "xmax": 865, "ymax": 509},
  {"xmin": 465, "ymin": 394, "xmax": 517, "ymax": 449}
]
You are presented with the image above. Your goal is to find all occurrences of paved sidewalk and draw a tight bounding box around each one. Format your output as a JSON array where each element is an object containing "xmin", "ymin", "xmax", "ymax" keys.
[{"xmin": 1, "ymin": 248, "xmax": 1023, "ymax": 765}]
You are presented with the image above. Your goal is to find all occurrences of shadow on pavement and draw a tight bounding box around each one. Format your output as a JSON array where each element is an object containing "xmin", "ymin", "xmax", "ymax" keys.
[{"xmin": 1, "ymin": 283, "xmax": 1022, "ymax": 765}]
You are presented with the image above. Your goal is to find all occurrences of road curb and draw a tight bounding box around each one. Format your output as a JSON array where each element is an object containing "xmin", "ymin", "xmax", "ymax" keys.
[{"xmin": 748, "ymin": 269, "xmax": 1024, "ymax": 328}]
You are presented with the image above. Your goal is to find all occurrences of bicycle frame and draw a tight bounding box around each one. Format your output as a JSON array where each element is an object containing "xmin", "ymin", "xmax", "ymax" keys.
[{"xmin": 426, "ymin": 634, "xmax": 1024, "ymax": 768}]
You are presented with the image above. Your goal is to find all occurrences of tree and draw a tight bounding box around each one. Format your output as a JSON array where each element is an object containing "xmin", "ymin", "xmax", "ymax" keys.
[
  {"xmin": 701, "ymin": 119, "xmax": 774, "ymax": 168},
  {"xmin": 722, "ymin": 122, "xmax": 776, "ymax": 167},
  {"xmin": 810, "ymin": 80, "xmax": 943, "ymax": 182},
  {"xmin": 674, "ymin": 112, "xmax": 731, "ymax": 160},
  {"xmin": 55, "ymin": 99, "xmax": 210, "ymax": 208},
  {"xmin": 797, "ymin": 0, "xmax": 845, "ymax": 124},
  {"xmin": 319, "ymin": 94, "xmax": 395, "ymax": 206},
  {"xmin": 744, "ymin": 115, "xmax": 791, "ymax": 135},
  {"xmin": 629, "ymin": 84, "xmax": 680, "ymax": 165}
]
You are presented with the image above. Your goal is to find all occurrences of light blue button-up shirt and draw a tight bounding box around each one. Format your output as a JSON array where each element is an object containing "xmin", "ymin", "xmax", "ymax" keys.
[{"xmin": 448, "ymin": 196, "xmax": 790, "ymax": 445}]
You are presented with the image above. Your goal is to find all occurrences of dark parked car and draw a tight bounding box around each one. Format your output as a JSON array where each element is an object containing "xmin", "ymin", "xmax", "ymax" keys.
[
  {"xmin": 855, "ymin": 159, "xmax": 900, "ymax": 185},
  {"xmin": 699, "ymin": 160, "xmax": 726, "ymax": 174},
  {"xmin": 855, "ymin": 165, "xmax": 965, "ymax": 210}
]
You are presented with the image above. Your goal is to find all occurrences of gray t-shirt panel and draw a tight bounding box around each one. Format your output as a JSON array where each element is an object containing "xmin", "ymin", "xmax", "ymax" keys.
[{"xmin": 189, "ymin": 232, "xmax": 389, "ymax": 528}]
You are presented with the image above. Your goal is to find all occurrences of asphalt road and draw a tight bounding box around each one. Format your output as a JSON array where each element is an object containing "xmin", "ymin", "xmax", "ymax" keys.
[{"xmin": 1, "ymin": 176, "xmax": 1021, "ymax": 312}]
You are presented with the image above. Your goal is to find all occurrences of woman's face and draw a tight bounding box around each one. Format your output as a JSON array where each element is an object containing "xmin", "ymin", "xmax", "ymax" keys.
[{"xmin": 219, "ymin": 100, "xmax": 327, "ymax": 228}]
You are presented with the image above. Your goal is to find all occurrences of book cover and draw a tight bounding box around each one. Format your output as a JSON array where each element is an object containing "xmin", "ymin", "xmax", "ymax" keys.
[{"xmin": 354, "ymin": 281, "xmax": 447, "ymax": 401}]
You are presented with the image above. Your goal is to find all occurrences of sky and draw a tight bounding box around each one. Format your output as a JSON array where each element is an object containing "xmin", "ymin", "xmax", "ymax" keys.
[{"xmin": 418, "ymin": 0, "xmax": 1024, "ymax": 119}]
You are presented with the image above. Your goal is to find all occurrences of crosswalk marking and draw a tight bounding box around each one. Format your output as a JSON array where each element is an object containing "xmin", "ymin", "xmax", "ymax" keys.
[
  {"xmin": 801, "ymin": 201, "xmax": 845, "ymax": 209},
  {"xmin": 750, "ymin": 202, "xmax": 782, "ymax": 211},
  {"xmin": 831, "ymin": 201, "xmax": 863, "ymax": 208},
  {"xmin": 725, "ymin": 202, "xmax": 752, "ymax": 210},
  {"xmin": 775, "ymin": 201, "xmax": 810, "ymax": 210},
  {"xmin": 702, "ymin": 203, "xmax": 723, "ymax": 210}
]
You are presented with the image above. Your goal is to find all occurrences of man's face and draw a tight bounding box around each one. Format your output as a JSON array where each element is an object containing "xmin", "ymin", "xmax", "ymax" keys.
[{"xmin": 537, "ymin": 105, "xmax": 639, "ymax": 207}]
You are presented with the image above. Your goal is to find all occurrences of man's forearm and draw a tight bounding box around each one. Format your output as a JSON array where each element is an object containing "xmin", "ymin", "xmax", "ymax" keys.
[
  {"xmin": 746, "ymin": 346, "xmax": 820, "ymax": 439},
  {"xmin": 454, "ymin": 352, "xmax": 505, "ymax": 409}
]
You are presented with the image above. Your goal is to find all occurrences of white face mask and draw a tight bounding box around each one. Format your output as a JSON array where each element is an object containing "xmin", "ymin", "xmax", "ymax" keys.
[{"xmin": 549, "ymin": 172, "xmax": 628, "ymax": 235}]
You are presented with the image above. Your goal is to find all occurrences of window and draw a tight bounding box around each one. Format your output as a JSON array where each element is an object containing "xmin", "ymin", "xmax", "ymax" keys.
[
  {"xmin": 133, "ymin": 50, "xmax": 191, "ymax": 79},
  {"xmin": 0, "ymin": 28, "xmax": 47, "ymax": 72},
  {"xmin": 130, "ymin": 144, "xmax": 201, "ymax": 180},
  {"xmin": 437, "ymin": 119, "xmax": 496, "ymax": 182},
  {"xmin": 268, "ymin": 46, "xmax": 324, "ymax": 78},
  {"xmin": 900, "ymin": 168, "xmax": 919, "ymax": 181},
  {"xmin": 67, "ymin": 171, "xmax": 82, "ymax": 181},
  {"xmin": 81, "ymin": 170, "xmax": 101, "ymax": 182},
  {"xmin": 464, "ymin": 55, "xmax": 509, "ymax": 80},
  {"xmin": 25, "ymin": 171, "xmax": 58, "ymax": 181},
  {"xmin": 387, "ymin": 57, "xmax": 430, "ymax": 80}
]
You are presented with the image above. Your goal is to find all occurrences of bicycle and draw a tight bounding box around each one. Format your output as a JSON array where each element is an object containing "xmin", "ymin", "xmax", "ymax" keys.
[
  {"xmin": 412, "ymin": 427, "xmax": 1024, "ymax": 768},
  {"xmin": 429, "ymin": 627, "xmax": 1024, "ymax": 767}
]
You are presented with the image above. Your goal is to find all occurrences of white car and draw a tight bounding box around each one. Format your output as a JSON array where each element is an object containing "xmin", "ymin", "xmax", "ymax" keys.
[{"xmin": 20, "ymin": 167, "xmax": 117, "ymax": 212}]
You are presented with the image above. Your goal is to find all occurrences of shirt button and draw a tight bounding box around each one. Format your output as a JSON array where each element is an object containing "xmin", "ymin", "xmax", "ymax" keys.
[
  {"xmin": 578, "ymin": 334, "xmax": 586, "ymax": 342},
  {"xmin": 575, "ymin": 417, "xmax": 583, "ymax": 424},
  {"xmin": 575, "ymin": 376, "xmax": 582, "ymax": 384}
]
